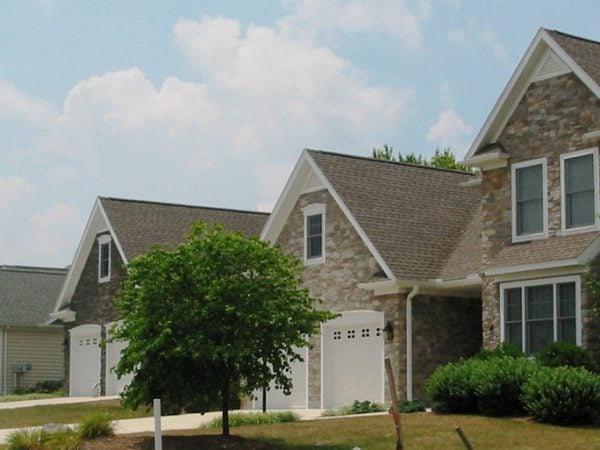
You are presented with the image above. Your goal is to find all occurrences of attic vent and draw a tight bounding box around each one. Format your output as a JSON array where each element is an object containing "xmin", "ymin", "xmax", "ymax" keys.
[{"xmin": 533, "ymin": 49, "xmax": 571, "ymax": 82}]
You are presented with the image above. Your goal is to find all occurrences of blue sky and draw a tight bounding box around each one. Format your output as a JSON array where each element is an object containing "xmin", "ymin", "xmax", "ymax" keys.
[{"xmin": 2, "ymin": 0, "xmax": 599, "ymax": 267}]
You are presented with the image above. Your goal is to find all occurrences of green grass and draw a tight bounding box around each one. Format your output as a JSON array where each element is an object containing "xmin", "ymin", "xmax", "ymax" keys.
[
  {"xmin": 203, "ymin": 412, "xmax": 299, "ymax": 428},
  {"xmin": 0, "ymin": 393, "xmax": 61, "ymax": 403},
  {"xmin": 0, "ymin": 399, "xmax": 150, "ymax": 429}
]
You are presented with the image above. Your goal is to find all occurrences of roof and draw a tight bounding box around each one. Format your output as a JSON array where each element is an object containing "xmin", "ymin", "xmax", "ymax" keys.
[
  {"xmin": 307, "ymin": 150, "xmax": 481, "ymax": 281},
  {"xmin": 99, "ymin": 197, "xmax": 269, "ymax": 260},
  {"xmin": 547, "ymin": 30, "xmax": 600, "ymax": 87},
  {"xmin": 0, "ymin": 265, "xmax": 67, "ymax": 326}
]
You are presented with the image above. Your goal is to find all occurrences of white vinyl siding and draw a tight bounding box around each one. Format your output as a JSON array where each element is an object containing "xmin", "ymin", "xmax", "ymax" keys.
[
  {"xmin": 512, "ymin": 158, "xmax": 548, "ymax": 242},
  {"xmin": 561, "ymin": 148, "xmax": 599, "ymax": 234}
]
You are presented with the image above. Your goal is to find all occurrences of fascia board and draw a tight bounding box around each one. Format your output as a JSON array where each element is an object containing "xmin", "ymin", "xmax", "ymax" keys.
[
  {"xmin": 485, "ymin": 258, "xmax": 582, "ymax": 276},
  {"xmin": 97, "ymin": 199, "xmax": 128, "ymax": 264}
]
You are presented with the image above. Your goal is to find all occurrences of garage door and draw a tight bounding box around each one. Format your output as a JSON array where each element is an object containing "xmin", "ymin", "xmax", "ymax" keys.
[
  {"xmin": 322, "ymin": 311, "xmax": 384, "ymax": 408},
  {"xmin": 69, "ymin": 324, "xmax": 101, "ymax": 397},
  {"xmin": 253, "ymin": 346, "xmax": 307, "ymax": 410},
  {"xmin": 105, "ymin": 322, "xmax": 133, "ymax": 396}
]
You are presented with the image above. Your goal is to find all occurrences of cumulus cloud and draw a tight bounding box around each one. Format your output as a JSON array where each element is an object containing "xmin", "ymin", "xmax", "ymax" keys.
[
  {"xmin": 257, "ymin": 162, "xmax": 294, "ymax": 212},
  {"xmin": 426, "ymin": 109, "xmax": 472, "ymax": 151},
  {"xmin": 0, "ymin": 79, "xmax": 56, "ymax": 123},
  {"xmin": 447, "ymin": 29, "xmax": 468, "ymax": 45},
  {"xmin": 0, "ymin": 175, "xmax": 36, "ymax": 208}
]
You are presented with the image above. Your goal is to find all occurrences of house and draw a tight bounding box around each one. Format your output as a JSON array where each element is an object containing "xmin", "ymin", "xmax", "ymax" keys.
[
  {"xmin": 463, "ymin": 28, "xmax": 600, "ymax": 359},
  {"xmin": 0, "ymin": 265, "xmax": 67, "ymax": 394},
  {"xmin": 260, "ymin": 149, "xmax": 483, "ymax": 408},
  {"xmin": 51, "ymin": 197, "xmax": 268, "ymax": 396}
]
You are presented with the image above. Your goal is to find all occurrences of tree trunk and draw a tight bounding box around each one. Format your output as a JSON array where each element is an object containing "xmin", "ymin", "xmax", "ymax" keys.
[{"xmin": 221, "ymin": 378, "xmax": 230, "ymax": 436}]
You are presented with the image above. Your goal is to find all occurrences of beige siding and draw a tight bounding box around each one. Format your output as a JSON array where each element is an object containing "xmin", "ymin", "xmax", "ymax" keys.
[{"xmin": 5, "ymin": 327, "xmax": 64, "ymax": 393}]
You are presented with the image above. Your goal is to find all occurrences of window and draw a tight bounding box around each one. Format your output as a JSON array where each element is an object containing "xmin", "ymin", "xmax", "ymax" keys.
[
  {"xmin": 511, "ymin": 158, "xmax": 548, "ymax": 242},
  {"xmin": 500, "ymin": 276, "xmax": 581, "ymax": 355},
  {"xmin": 561, "ymin": 148, "xmax": 599, "ymax": 233},
  {"xmin": 302, "ymin": 203, "xmax": 325, "ymax": 264},
  {"xmin": 97, "ymin": 235, "xmax": 111, "ymax": 282}
]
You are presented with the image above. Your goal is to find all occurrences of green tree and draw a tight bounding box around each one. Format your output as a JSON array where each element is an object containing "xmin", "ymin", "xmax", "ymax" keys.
[
  {"xmin": 112, "ymin": 223, "xmax": 336, "ymax": 436},
  {"xmin": 371, "ymin": 145, "xmax": 472, "ymax": 172}
]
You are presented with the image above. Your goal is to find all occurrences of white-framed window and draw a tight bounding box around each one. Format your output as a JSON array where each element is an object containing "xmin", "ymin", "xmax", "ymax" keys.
[
  {"xmin": 560, "ymin": 147, "xmax": 599, "ymax": 234},
  {"xmin": 97, "ymin": 234, "xmax": 111, "ymax": 283},
  {"xmin": 302, "ymin": 203, "xmax": 325, "ymax": 264},
  {"xmin": 500, "ymin": 276, "xmax": 581, "ymax": 355},
  {"xmin": 511, "ymin": 158, "xmax": 548, "ymax": 242}
]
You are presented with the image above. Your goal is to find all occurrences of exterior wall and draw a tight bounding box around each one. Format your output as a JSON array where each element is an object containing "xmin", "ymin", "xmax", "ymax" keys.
[
  {"xmin": 480, "ymin": 73, "xmax": 600, "ymax": 350},
  {"xmin": 65, "ymin": 233, "xmax": 125, "ymax": 395},
  {"xmin": 412, "ymin": 295, "xmax": 482, "ymax": 399},
  {"xmin": 4, "ymin": 327, "xmax": 64, "ymax": 393},
  {"xmin": 276, "ymin": 188, "xmax": 404, "ymax": 407}
]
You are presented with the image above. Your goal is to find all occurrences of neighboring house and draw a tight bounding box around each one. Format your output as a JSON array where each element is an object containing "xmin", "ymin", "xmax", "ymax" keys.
[
  {"xmin": 463, "ymin": 29, "xmax": 600, "ymax": 358},
  {"xmin": 51, "ymin": 197, "xmax": 268, "ymax": 396},
  {"xmin": 261, "ymin": 149, "xmax": 483, "ymax": 408},
  {"xmin": 0, "ymin": 265, "xmax": 67, "ymax": 394}
]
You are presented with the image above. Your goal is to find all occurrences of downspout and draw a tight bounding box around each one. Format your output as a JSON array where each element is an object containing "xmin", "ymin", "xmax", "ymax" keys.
[
  {"xmin": 406, "ymin": 285, "xmax": 419, "ymax": 401},
  {"xmin": 2, "ymin": 327, "xmax": 8, "ymax": 395}
]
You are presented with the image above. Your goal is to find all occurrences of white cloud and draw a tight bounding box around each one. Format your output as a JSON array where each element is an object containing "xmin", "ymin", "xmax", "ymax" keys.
[
  {"xmin": 0, "ymin": 175, "xmax": 36, "ymax": 208},
  {"xmin": 0, "ymin": 79, "xmax": 56, "ymax": 123},
  {"xmin": 480, "ymin": 29, "xmax": 507, "ymax": 60},
  {"xmin": 426, "ymin": 109, "xmax": 472, "ymax": 151},
  {"xmin": 447, "ymin": 29, "xmax": 468, "ymax": 45},
  {"xmin": 257, "ymin": 162, "xmax": 294, "ymax": 212}
]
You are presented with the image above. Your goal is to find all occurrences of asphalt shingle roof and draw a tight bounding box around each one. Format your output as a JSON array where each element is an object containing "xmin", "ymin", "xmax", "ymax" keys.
[
  {"xmin": 308, "ymin": 150, "xmax": 481, "ymax": 281},
  {"xmin": 547, "ymin": 30, "xmax": 600, "ymax": 88},
  {"xmin": 99, "ymin": 197, "xmax": 269, "ymax": 260},
  {"xmin": 0, "ymin": 265, "xmax": 67, "ymax": 326}
]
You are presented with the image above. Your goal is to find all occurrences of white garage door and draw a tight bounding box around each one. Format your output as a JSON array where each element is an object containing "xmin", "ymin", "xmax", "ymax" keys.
[
  {"xmin": 253, "ymin": 346, "xmax": 308, "ymax": 410},
  {"xmin": 69, "ymin": 324, "xmax": 101, "ymax": 397},
  {"xmin": 105, "ymin": 322, "xmax": 133, "ymax": 396},
  {"xmin": 322, "ymin": 311, "xmax": 384, "ymax": 409}
]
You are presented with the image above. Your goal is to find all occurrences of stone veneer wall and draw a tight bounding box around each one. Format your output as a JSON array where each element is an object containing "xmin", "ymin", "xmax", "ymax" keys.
[
  {"xmin": 276, "ymin": 189, "xmax": 405, "ymax": 406},
  {"xmin": 64, "ymin": 233, "xmax": 125, "ymax": 395},
  {"xmin": 480, "ymin": 73, "xmax": 600, "ymax": 348},
  {"xmin": 412, "ymin": 295, "xmax": 482, "ymax": 399}
]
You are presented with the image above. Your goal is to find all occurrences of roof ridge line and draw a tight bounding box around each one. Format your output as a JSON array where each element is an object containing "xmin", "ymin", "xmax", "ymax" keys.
[
  {"xmin": 99, "ymin": 196, "xmax": 270, "ymax": 215},
  {"xmin": 548, "ymin": 29, "xmax": 600, "ymax": 46}
]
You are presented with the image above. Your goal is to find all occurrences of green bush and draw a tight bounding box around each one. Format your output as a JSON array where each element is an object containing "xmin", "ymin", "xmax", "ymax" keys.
[
  {"xmin": 426, "ymin": 359, "xmax": 481, "ymax": 413},
  {"xmin": 473, "ymin": 356, "xmax": 538, "ymax": 416},
  {"xmin": 523, "ymin": 366, "xmax": 600, "ymax": 425},
  {"xmin": 78, "ymin": 411, "xmax": 114, "ymax": 440},
  {"xmin": 205, "ymin": 411, "xmax": 298, "ymax": 428},
  {"xmin": 44, "ymin": 429, "xmax": 81, "ymax": 450},
  {"xmin": 396, "ymin": 400, "xmax": 426, "ymax": 413},
  {"xmin": 473, "ymin": 343, "xmax": 524, "ymax": 360},
  {"xmin": 7, "ymin": 428, "xmax": 47, "ymax": 450},
  {"xmin": 322, "ymin": 400, "xmax": 385, "ymax": 417},
  {"xmin": 536, "ymin": 341, "xmax": 597, "ymax": 372}
]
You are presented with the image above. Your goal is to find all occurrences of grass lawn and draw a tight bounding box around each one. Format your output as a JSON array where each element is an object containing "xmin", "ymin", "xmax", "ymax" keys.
[
  {"xmin": 0, "ymin": 399, "xmax": 151, "ymax": 429},
  {"xmin": 0, "ymin": 392, "xmax": 61, "ymax": 403}
]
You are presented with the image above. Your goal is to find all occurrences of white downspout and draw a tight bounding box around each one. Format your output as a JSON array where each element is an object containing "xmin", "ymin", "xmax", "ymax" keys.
[
  {"xmin": 2, "ymin": 327, "xmax": 8, "ymax": 395},
  {"xmin": 406, "ymin": 285, "xmax": 419, "ymax": 401}
]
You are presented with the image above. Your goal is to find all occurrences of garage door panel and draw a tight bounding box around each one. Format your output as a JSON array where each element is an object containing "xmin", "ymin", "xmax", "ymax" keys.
[{"xmin": 69, "ymin": 325, "xmax": 101, "ymax": 397}]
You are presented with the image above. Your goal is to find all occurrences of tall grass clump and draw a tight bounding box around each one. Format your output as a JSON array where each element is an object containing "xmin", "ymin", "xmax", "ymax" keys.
[
  {"xmin": 7, "ymin": 428, "xmax": 47, "ymax": 450},
  {"xmin": 78, "ymin": 411, "xmax": 114, "ymax": 439}
]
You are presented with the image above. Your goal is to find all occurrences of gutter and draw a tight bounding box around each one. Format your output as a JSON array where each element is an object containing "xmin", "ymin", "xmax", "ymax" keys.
[{"xmin": 405, "ymin": 285, "xmax": 419, "ymax": 401}]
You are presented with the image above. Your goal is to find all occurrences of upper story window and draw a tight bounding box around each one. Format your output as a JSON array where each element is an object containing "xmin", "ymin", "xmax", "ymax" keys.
[
  {"xmin": 500, "ymin": 276, "xmax": 581, "ymax": 355},
  {"xmin": 302, "ymin": 203, "xmax": 325, "ymax": 264},
  {"xmin": 561, "ymin": 148, "xmax": 599, "ymax": 233},
  {"xmin": 97, "ymin": 234, "xmax": 111, "ymax": 283},
  {"xmin": 511, "ymin": 158, "xmax": 548, "ymax": 242}
]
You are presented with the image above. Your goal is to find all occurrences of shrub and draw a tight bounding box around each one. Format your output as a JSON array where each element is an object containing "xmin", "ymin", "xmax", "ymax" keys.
[
  {"xmin": 44, "ymin": 429, "xmax": 81, "ymax": 450},
  {"xmin": 473, "ymin": 356, "xmax": 537, "ymax": 416},
  {"xmin": 7, "ymin": 428, "xmax": 47, "ymax": 450},
  {"xmin": 205, "ymin": 411, "xmax": 298, "ymax": 428},
  {"xmin": 426, "ymin": 359, "xmax": 481, "ymax": 413},
  {"xmin": 78, "ymin": 412, "xmax": 114, "ymax": 440},
  {"xmin": 34, "ymin": 380, "xmax": 64, "ymax": 394},
  {"xmin": 396, "ymin": 400, "xmax": 426, "ymax": 413},
  {"xmin": 523, "ymin": 366, "xmax": 600, "ymax": 425},
  {"xmin": 536, "ymin": 341, "xmax": 597, "ymax": 372},
  {"xmin": 323, "ymin": 400, "xmax": 385, "ymax": 417},
  {"xmin": 473, "ymin": 343, "xmax": 524, "ymax": 360}
]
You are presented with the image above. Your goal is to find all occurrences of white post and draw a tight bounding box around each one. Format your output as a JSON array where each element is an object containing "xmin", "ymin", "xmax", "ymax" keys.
[
  {"xmin": 406, "ymin": 285, "xmax": 419, "ymax": 402},
  {"xmin": 153, "ymin": 398, "xmax": 162, "ymax": 450}
]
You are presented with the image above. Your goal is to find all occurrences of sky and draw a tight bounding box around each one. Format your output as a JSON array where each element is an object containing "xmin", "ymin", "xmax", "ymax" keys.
[{"xmin": 2, "ymin": 0, "xmax": 600, "ymax": 268}]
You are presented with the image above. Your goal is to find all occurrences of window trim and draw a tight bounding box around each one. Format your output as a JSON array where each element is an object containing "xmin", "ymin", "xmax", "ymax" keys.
[
  {"xmin": 511, "ymin": 157, "xmax": 548, "ymax": 243},
  {"xmin": 499, "ymin": 275, "xmax": 582, "ymax": 354},
  {"xmin": 560, "ymin": 147, "xmax": 600, "ymax": 235},
  {"xmin": 97, "ymin": 234, "xmax": 111, "ymax": 283},
  {"xmin": 302, "ymin": 203, "xmax": 325, "ymax": 265}
]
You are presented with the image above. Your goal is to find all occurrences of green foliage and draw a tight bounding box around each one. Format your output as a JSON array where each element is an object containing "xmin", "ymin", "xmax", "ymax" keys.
[
  {"xmin": 586, "ymin": 257, "xmax": 600, "ymax": 319},
  {"xmin": 523, "ymin": 366, "xmax": 600, "ymax": 424},
  {"xmin": 112, "ymin": 222, "xmax": 336, "ymax": 435},
  {"xmin": 7, "ymin": 429, "xmax": 46, "ymax": 450},
  {"xmin": 78, "ymin": 412, "xmax": 114, "ymax": 440},
  {"xmin": 371, "ymin": 145, "xmax": 473, "ymax": 172},
  {"xmin": 204, "ymin": 411, "xmax": 298, "ymax": 428},
  {"xmin": 473, "ymin": 357, "xmax": 538, "ymax": 416},
  {"xmin": 396, "ymin": 400, "xmax": 427, "ymax": 413},
  {"xmin": 473, "ymin": 343, "xmax": 524, "ymax": 360},
  {"xmin": 426, "ymin": 359, "xmax": 482, "ymax": 413},
  {"xmin": 322, "ymin": 400, "xmax": 385, "ymax": 416},
  {"xmin": 13, "ymin": 380, "xmax": 63, "ymax": 396},
  {"xmin": 44, "ymin": 429, "xmax": 81, "ymax": 450},
  {"xmin": 537, "ymin": 341, "xmax": 597, "ymax": 372}
]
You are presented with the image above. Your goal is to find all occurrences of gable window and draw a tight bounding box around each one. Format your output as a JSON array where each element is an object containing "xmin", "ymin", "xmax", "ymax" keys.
[
  {"xmin": 500, "ymin": 276, "xmax": 581, "ymax": 355},
  {"xmin": 561, "ymin": 148, "xmax": 599, "ymax": 233},
  {"xmin": 302, "ymin": 204, "xmax": 325, "ymax": 264},
  {"xmin": 97, "ymin": 235, "xmax": 111, "ymax": 283},
  {"xmin": 512, "ymin": 158, "xmax": 548, "ymax": 242}
]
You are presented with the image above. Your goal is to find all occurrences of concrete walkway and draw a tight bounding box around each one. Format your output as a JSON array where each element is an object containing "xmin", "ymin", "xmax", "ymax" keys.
[
  {"xmin": 0, "ymin": 395, "xmax": 120, "ymax": 410},
  {"xmin": 0, "ymin": 398, "xmax": 329, "ymax": 444}
]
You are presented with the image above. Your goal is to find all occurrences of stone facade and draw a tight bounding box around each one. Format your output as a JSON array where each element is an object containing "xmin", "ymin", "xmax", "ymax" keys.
[
  {"xmin": 65, "ymin": 233, "xmax": 125, "ymax": 395},
  {"xmin": 480, "ymin": 73, "xmax": 600, "ymax": 350}
]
